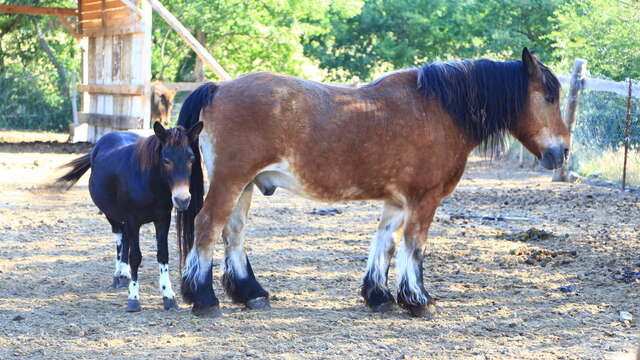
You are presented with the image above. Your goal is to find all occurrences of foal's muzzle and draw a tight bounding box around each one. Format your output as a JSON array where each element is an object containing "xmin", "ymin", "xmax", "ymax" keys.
[
  {"xmin": 540, "ymin": 146, "xmax": 569, "ymax": 170},
  {"xmin": 172, "ymin": 186, "xmax": 191, "ymax": 211}
]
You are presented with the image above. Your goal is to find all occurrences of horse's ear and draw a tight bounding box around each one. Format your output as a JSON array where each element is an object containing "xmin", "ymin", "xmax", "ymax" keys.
[
  {"xmin": 187, "ymin": 121, "xmax": 204, "ymax": 142},
  {"xmin": 153, "ymin": 121, "xmax": 168, "ymax": 142},
  {"xmin": 522, "ymin": 47, "xmax": 542, "ymax": 82}
]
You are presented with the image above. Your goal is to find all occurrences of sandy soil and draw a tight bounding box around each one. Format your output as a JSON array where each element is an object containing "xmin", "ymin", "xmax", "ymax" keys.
[{"xmin": 0, "ymin": 132, "xmax": 639, "ymax": 359}]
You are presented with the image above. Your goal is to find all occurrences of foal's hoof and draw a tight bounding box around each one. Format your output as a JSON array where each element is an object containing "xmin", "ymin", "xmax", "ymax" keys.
[
  {"xmin": 111, "ymin": 276, "xmax": 129, "ymax": 289},
  {"xmin": 192, "ymin": 304, "xmax": 222, "ymax": 318},
  {"xmin": 370, "ymin": 300, "xmax": 395, "ymax": 313},
  {"xmin": 246, "ymin": 296, "xmax": 270, "ymax": 310},
  {"xmin": 163, "ymin": 296, "xmax": 180, "ymax": 310},
  {"xmin": 126, "ymin": 299, "xmax": 142, "ymax": 312}
]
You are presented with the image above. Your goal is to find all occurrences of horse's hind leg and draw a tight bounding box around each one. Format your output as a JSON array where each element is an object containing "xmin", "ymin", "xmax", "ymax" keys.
[
  {"xmin": 108, "ymin": 218, "xmax": 130, "ymax": 288},
  {"xmin": 221, "ymin": 184, "xmax": 269, "ymax": 310},
  {"xmin": 361, "ymin": 201, "xmax": 403, "ymax": 312},
  {"xmin": 154, "ymin": 214, "xmax": 179, "ymax": 310},
  {"xmin": 395, "ymin": 196, "xmax": 438, "ymax": 317},
  {"xmin": 124, "ymin": 219, "xmax": 142, "ymax": 312}
]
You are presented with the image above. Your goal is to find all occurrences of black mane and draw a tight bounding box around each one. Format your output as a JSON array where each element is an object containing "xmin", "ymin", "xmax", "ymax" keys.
[
  {"xmin": 135, "ymin": 126, "xmax": 189, "ymax": 170},
  {"xmin": 417, "ymin": 58, "xmax": 560, "ymax": 149}
]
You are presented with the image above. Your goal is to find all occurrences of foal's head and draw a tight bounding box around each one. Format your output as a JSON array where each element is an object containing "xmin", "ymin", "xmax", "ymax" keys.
[
  {"xmin": 152, "ymin": 121, "xmax": 203, "ymax": 210},
  {"xmin": 511, "ymin": 48, "xmax": 570, "ymax": 170}
]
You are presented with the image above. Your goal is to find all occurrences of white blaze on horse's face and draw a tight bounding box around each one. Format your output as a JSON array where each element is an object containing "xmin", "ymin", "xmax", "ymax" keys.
[{"xmin": 515, "ymin": 48, "xmax": 571, "ymax": 170}]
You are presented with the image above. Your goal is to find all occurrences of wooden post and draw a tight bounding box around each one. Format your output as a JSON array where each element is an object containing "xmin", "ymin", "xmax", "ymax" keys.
[
  {"xmin": 194, "ymin": 30, "xmax": 206, "ymax": 82},
  {"xmin": 553, "ymin": 59, "xmax": 587, "ymax": 182},
  {"xmin": 622, "ymin": 78, "xmax": 633, "ymax": 190},
  {"xmin": 71, "ymin": 72, "xmax": 78, "ymax": 126},
  {"xmin": 144, "ymin": 0, "xmax": 230, "ymax": 80}
]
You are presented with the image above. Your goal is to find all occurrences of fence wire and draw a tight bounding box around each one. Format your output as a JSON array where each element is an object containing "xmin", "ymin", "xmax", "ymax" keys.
[
  {"xmin": 570, "ymin": 81, "xmax": 640, "ymax": 187},
  {"xmin": 0, "ymin": 71, "xmax": 72, "ymax": 132}
]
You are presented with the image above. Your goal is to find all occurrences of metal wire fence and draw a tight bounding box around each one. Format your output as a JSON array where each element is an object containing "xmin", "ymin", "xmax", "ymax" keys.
[{"xmin": 0, "ymin": 70, "xmax": 72, "ymax": 132}]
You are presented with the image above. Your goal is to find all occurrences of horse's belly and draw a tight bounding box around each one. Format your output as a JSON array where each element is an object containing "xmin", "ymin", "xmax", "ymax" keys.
[{"xmin": 254, "ymin": 161, "xmax": 384, "ymax": 202}]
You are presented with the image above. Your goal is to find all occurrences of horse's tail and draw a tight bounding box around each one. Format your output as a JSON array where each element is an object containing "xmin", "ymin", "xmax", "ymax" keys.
[
  {"xmin": 55, "ymin": 153, "xmax": 91, "ymax": 190},
  {"xmin": 176, "ymin": 82, "xmax": 218, "ymax": 297}
]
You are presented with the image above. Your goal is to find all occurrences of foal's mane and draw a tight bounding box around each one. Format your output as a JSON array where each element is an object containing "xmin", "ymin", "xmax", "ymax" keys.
[
  {"xmin": 416, "ymin": 58, "xmax": 560, "ymax": 149},
  {"xmin": 134, "ymin": 126, "xmax": 189, "ymax": 170}
]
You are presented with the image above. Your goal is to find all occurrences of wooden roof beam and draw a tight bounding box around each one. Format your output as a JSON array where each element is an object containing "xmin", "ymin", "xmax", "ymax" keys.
[{"xmin": 0, "ymin": 4, "xmax": 77, "ymax": 17}]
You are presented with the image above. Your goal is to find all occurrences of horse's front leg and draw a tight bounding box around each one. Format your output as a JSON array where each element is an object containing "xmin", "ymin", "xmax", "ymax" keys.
[
  {"xmin": 396, "ymin": 195, "xmax": 439, "ymax": 317},
  {"xmin": 361, "ymin": 201, "xmax": 403, "ymax": 312},
  {"xmin": 154, "ymin": 214, "xmax": 179, "ymax": 310},
  {"xmin": 181, "ymin": 180, "xmax": 246, "ymax": 317},
  {"xmin": 124, "ymin": 219, "xmax": 143, "ymax": 312},
  {"xmin": 221, "ymin": 184, "xmax": 269, "ymax": 310}
]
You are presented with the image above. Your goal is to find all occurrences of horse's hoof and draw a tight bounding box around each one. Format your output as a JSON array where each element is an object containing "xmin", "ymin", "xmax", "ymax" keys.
[
  {"xmin": 111, "ymin": 277, "xmax": 119, "ymax": 289},
  {"xmin": 117, "ymin": 276, "xmax": 130, "ymax": 288},
  {"xmin": 126, "ymin": 299, "xmax": 141, "ymax": 312},
  {"xmin": 401, "ymin": 298, "xmax": 436, "ymax": 318},
  {"xmin": 163, "ymin": 296, "xmax": 180, "ymax": 310},
  {"xmin": 246, "ymin": 296, "xmax": 270, "ymax": 310},
  {"xmin": 370, "ymin": 300, "xmax": 395, "ymax": 313},
  {"xmin": 192, "ymin": 304, "xmax": 221, "ymax": 318}
]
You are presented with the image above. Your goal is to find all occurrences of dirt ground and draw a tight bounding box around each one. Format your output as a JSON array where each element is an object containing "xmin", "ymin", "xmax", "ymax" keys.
[{"xmin": 0, "ymin": 131, "xmax": 639, "ymax": 360}]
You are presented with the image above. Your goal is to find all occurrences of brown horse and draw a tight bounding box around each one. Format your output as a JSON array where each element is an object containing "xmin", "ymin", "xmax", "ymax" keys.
[
  {"xmin": 175, "ymin": 48, "xmax": 570, "ymax": 317},
  {"xmin": 151, "ymin": 81, "xmax": 178, "ymax": 126}
]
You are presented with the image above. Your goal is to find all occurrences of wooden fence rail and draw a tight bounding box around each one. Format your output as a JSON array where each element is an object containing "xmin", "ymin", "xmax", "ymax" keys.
[{"xmin": 557, "ymin": 74, "xmax": 640, "ymax": 98}]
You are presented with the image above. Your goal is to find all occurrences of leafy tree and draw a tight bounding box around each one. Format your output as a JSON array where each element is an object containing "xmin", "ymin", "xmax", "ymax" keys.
[
  {"xmin": 152, "ymin": 0, "xmax": 360, "ymax": 81},
  {"xmin": 303, "ymin": 0, "xmax": 566, "ymax": 81},
  {"xmin": 550, "ymin": 0, "xmax": 640, "ymax": 81}
]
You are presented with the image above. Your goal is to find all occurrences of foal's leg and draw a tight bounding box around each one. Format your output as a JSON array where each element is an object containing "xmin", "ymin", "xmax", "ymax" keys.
[
  {"xmin": 108, "ymin": 218, "xmax": 130, "ymax": 288},
  {"xmin": 154, "ymin": 214, "xmax": 179, "ymax": 310},
  {"xmin": 124, "ymin": 220, "xmax": 143, "ymax": 312},
  {"xmin": 395, "ymin": 196, "xmax": 438, "ymax": 317},
  {"xmin": 182, "ymin": 180, "xmax": 248, "ymax": 317},
  {"xmin": 361, "ymin": 201, "xmax": 403, "ymax": 312},
  {"xmin": 221, "ymin": 184, "xmax": 269, "ymax": 309}
]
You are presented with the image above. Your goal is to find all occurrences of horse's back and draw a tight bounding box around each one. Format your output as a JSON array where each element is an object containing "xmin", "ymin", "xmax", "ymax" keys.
[{"xmin": 91, "ymin": 131, "xmax": 140, "ymax": 163}]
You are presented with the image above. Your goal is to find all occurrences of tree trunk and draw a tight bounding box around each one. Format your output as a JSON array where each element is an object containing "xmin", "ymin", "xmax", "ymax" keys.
[
  {"xmin": 553, "ymin": 59, "xmax": 587, "ymax": 182},
  {"xmin": 194, "ymin": 30, "xmax": 206, "ymax": 81},
  {"xmin": 34, "ymin": 21, "xmax": 69, "ymax": 99}
]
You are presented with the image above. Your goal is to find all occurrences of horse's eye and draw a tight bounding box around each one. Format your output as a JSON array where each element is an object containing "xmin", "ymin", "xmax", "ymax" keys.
[{"xmin": 163, "ymin": 158, "xmax": 172, "ymax": 166}]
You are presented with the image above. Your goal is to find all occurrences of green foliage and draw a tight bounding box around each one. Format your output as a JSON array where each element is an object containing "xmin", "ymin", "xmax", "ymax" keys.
[
  {"xmin": 303, "ymin": 0, "xmax": 566, "ymax": 81},
  {"xmin": 550, "ymin": 0, "xmax": 640, "ymax": 81},
  {"xmin": 0, "ymin": 0, "xmax": 79, "ymax": 132},
  {"xmin": 152, "ymin": 0, "xmax": 360, "ymax": 81}
]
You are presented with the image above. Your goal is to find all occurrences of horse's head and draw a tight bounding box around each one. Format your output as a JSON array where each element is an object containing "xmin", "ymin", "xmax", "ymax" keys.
[
  {"xmin": 152, "ymin": 85, "xmax": 178, "ymax": 126},
  {"xmin": 511, "ymin": 48, "xmax": 570, "ymax": 170},
  {"xmin": 153, "ymin": 121, "xmax": 203, "ymax": 210}
]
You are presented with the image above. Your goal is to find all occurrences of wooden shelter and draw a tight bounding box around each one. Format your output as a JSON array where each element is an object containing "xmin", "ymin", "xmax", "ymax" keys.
[{"xmin": 0, "ymin": 1, "xmax": 229, "ymax": 142}]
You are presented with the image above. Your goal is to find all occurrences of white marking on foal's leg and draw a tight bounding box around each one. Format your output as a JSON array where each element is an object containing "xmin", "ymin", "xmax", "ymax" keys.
[
  {"xmin": 128, "ymin": 280, "xmax": 140, "ymax": 300},
  {"xmin": 396, "ymin": 240, "xmax": 427, "ymax": 305},
  {"xmin": 182, "ymin": 247, "xmax": 212, "ymax": 288},
  {"xmin": 113, "ymin": 233, "xmax": 123, "ymax": 276},
  {"xmin": 158, "ymin": 263, "xmax": 176, "ymax": 299}
]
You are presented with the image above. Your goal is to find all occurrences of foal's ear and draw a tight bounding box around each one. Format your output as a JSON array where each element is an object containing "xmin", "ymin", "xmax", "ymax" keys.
[
  {"xmin": 187, "ymin": 121, "xmax": 204, "ymax": 142},
  {"xmin": 522, "ymin": 47, "xmax": 542, "ymax": 82},
  {"xmin": 153, "ymin": 121, "xmax": 168, "ymax": 142}
]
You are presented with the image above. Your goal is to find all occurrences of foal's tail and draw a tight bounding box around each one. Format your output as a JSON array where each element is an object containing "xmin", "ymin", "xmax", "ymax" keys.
[
  {"xmin": 55, "ymin": 153, "xmax": 91, "ymax": 190},
  {"xmin": 176, "ymin": 82, "xmax": 218, "ymax": 286}
]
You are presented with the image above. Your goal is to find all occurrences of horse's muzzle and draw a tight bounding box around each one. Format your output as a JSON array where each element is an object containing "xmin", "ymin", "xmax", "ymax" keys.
[
  {"xmin": 173, "ymin": 195, "xmax": 191, "ymax": 211},
  {"xmin": 540, "ymin": 146, "xmax": 569, "ymax": 170}
]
